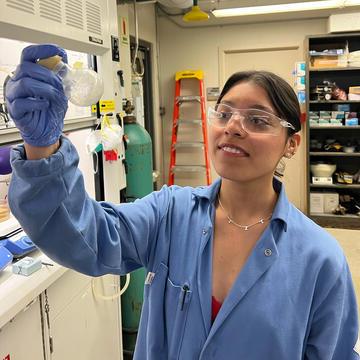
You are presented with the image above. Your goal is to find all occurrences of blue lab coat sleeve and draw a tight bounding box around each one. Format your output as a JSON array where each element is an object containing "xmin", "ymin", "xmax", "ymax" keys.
[
  {"xmin": 305, "ymin": 260, "xmax": 360, "ymax": 359},
  {"xmin": 9, "ymin": 136, "xmax": 169, "ymax": 276}
]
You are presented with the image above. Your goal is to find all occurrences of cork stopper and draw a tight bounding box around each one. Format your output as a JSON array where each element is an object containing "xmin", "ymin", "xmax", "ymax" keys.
[{"xmin": 37, "ymin": 55, "xmax": 62, "ymax": 70}]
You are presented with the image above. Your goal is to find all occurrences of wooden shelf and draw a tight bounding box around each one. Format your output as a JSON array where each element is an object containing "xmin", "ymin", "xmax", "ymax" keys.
[
  {"xmin": 311, "ymin": 213, "xmax": 360, "ymax": 219},
  {"xmin": 310, "ymin": 213, "xmax": 360, "ymax": 229},
  {"xmin": 310, "ymin": 125, "xmax": 360, "ymax": 129},
  {"xmin": 306, "ymin": 33, "xmax": 360, "ymax": 231},
  {"xmin": 309, "ymin": 67, "xmax": 360, "ymax": 72},
  {"xmin": 309, "ymin": 100, "xmax": 360, "ymax": 104},
  {"xmin": 310, "ymin": 184, "xmax": 360, "ymax": 189},
  {"xmin": 309, "ymin": 152, "xmax": 360, "ymax": 156}
]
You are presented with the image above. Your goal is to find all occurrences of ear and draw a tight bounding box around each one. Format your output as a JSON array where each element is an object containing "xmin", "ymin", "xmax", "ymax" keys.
[{"xmin": 283, "ymin": 133, "xmax": 301, "ymax": 158}]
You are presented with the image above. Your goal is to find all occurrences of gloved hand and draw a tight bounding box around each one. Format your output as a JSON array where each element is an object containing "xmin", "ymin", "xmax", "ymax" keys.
[{"xmin": 5, "ymin": 44, "xmax": 68, "ymax": 147}]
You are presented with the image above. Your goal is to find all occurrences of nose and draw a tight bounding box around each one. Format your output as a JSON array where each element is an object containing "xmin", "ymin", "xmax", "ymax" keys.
[{"xmin": 224, "ymin": 113, "xmax": 247, "ymax": 137}]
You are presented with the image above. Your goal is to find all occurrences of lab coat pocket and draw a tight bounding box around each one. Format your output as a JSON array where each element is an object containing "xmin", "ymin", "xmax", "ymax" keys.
[
  {"xmin": 166, "ymin": 277, "xmax": 193, "ymax": 360},
  {"xmin": 144, "ymin": 262, "xmax": 168, "ymax": 296},
  {"xmin": 142, "ymin": 262, "xmax": 169, "ymax": 358}
]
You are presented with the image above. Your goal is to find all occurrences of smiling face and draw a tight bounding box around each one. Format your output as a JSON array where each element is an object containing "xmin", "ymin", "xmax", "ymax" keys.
[{"xmin": 209, "ymin": 81, "xmax": 297, "ymax": 184}]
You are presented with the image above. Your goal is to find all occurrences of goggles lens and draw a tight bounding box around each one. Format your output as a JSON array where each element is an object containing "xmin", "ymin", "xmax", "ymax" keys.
[{"xmin": 208, "ymin": 103, "xmax": 295, "ymax": 136}]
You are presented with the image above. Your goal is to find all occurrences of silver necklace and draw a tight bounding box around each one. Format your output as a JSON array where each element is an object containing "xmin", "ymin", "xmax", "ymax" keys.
[{"xmin": 217, "ymin": 195, "xmax": 272, "ymax": 231}]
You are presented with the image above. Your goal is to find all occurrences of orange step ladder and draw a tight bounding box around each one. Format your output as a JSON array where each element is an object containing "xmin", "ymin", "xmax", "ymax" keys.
[{"xmin": 168, "ymin": 70, "xmax": 211, "ymax": 186}]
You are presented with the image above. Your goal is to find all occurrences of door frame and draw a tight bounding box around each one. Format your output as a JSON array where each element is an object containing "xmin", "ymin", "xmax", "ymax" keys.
[{"xmin": 218, "ymin": 45, "xmax": 300, "ymax": 87}]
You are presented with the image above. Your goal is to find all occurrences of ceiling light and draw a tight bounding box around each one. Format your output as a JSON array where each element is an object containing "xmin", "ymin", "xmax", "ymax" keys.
[
  {"xmin": 211, "ymin": 0, "xmax": 360, "ymax": 18},
  {"xmin": 183, "ymin": 0, "xmax": 210, "ymax": 21}
]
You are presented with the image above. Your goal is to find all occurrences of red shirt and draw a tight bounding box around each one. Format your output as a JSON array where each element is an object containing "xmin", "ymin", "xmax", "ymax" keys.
[{"xmin": 211, "ymin": 296, "xmax": 222, "ymax": 323}]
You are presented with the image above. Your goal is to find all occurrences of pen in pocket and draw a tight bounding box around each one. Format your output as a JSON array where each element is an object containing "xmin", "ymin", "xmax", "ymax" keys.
[{"xmin": 181, "ymin": 284, "xmax": 190, "ymax": 311}]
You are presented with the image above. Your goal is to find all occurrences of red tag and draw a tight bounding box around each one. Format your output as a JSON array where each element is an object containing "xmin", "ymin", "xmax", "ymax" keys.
[
  {"xmin": 4, "ymin": 355, "xmax": 10, "ymax": 360},
  {"xmin": 104, "ymin": 150, "xmax": 118, "ymax": 161}
]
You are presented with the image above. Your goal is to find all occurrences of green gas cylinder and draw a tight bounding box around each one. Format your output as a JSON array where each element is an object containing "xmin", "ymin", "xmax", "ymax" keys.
[
  {"xmin": 121, "ymin": 114, "xmax": 153, "ymax": 358},
  {"xmin": 123, "ymin": 115, "xmax": 153, "ymax": 199}
]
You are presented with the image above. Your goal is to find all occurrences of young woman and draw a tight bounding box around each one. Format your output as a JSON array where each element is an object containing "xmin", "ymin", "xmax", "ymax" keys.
[{"xmin": 6, "ymin": 44, "xmax": 359, "ymax": 360}]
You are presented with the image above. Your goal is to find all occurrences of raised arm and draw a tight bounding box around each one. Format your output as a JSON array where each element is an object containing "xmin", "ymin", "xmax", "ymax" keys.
[
  {"xmin": 6, "ymin": 44, "xmax": 168, "ymax": 276},
  {"xmin": 9, "ymin": 136, "xmax": 170, "ymax": 276},
  {"xmin": 24, "ymin": 142, "xmax": 60, "ymax": 160}
]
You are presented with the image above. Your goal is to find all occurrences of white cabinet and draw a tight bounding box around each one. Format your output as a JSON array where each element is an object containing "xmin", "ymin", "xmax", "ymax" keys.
[
  {"xmin": 0, "ymin": 298, "xmax": 44, "ymax": 360},
  {"xmin": 47, "ymin": 272, "xmax": 121, "ymax": 360},
  {"xmin": 0, "ymin": 254, "xmax": 122, "ymax": 360}
]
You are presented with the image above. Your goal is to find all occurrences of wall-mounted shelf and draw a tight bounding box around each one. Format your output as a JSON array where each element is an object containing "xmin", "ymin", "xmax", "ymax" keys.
[
  {"xmin": 306, "ymin": 33, "xmax": 360, "ymax": 230},
  {"xmin": 310, "ymin": 213, "xmax": 360, "ymax": 229},
  {"xmin": 309, "ymin": 152, "xmax": 360, "ymax": 157},
  {"xmin": 310, "ymin": 125, "xmax": 360, "ymax": 129},
  {"xmin": 310, "ymin": 184, "xmax": 360, "ymax": 189},
  {"xmin": 309, "ymin": 100, "xmax": 360, "ymax": 104},
  {"xmin": 310, "ymin": 67, "xmax": 360, "ymax": 72}
]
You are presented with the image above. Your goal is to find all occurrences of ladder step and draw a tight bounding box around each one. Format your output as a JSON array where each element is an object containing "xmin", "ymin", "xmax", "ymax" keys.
[
  {"xmin": 175, "ymin": 70, "xmax": 204, "ymax": 81},
  {"xmin": 173, "ymin": 141, "xmax": 204, "ymax": 148},
  {"xmin": 168, "ymin": 70, "xmax": 211, "ymax": 186},
  {"xmin": 176, "ymin": 95, "xmax": 201, "ymax": 103},
  {"xmin": 172, "ymin": 165, "xmax": 207, "ymax": 173},
  {"xmin": 177, "ymin": 119, "xmax": 202, "ymax": 126}
]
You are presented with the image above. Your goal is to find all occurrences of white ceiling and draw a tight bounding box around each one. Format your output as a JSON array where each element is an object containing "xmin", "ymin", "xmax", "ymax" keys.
[{"xmin": 156, "ymin": 0, "xmax": 360, "ymax": 28}]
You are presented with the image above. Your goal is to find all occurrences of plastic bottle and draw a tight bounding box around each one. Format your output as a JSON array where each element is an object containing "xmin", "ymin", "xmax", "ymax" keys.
[{"xmin": 38, "ymin": 56, "xmax": 104, "ymax": 107}]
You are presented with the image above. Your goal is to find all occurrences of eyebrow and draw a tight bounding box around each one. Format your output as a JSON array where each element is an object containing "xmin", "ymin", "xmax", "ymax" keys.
[{"xmin": 220, "ymin": 100, "xmax": 275, "ymax": 114}]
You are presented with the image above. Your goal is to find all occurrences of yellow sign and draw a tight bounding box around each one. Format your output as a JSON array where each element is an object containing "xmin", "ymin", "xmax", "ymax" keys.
[
  {"xmin": 99, "ymin": 100, "xmax": 115, "ymax": 112},
  {"xmin": 91, "ymin": 105, "xmax": 97, "ymax": 113},
  {"xmin": 121, "ymin": 35, "xmax": 128, "ymax": 45},
  {"xmin": 120, "ymin": 17, "xmax": 129, "ymax": 45}
]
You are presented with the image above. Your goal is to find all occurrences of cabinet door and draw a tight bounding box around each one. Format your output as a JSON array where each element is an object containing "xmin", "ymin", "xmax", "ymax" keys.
[
  {"xmin": 0, "ymin": 298, "xmax": 44, "ymax": 360},
  {"xmin": 46, "ymin": 271, "xmax": 121, "ymax": 360}
]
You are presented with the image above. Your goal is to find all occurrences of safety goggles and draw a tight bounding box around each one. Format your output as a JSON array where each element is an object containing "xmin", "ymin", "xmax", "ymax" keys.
[{"xmin": 208, "ymin": 103, "xmax": 295, "ymax": 136}]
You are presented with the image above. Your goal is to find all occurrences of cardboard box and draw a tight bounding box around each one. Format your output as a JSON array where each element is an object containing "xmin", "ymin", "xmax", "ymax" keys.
[
  {"xmin": 329, "ymin": 119, "xmax": 343, "ymax": 126},
  {"xmin": 310, "ymin": 55, "xmax": 347, "ymax": 69},
  {"xmin": 345, "ymin": 118, "xmax": 359, "ymax": 126},
  {"xmin": 310, "ymin": 193, "xmax": 324, "ymax": 213},
  {"xmin": 323, "ymin": 193, "xmax": 339, "ymax": 213},
  {"xmin": 312, "ymin": 177, "xmax": 333, "ymax": 184},
  {"xmin": 349, "ymin": 86, "xmax": 360, "ymax": 94}
]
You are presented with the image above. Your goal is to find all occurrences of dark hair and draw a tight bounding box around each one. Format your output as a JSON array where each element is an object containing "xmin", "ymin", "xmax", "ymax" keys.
[{"xmin": 217, "ymin": 71, "xmax": 301, "ymax": 135}]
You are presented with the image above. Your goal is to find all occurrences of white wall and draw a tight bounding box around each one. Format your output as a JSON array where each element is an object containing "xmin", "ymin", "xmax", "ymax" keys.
[
  {"xmin": 127, "ymin": 3, "xmax": 163, "ymax": 186},
  {"xmin": 326, "ymin": 228, "xmax": 360, "ymax": 318},
  {"xmin": 157, "ymin": 17, "xmax": 327, "ymax": 194},
  {"xmin": 68, "ymin": 129, "xmax": 96, "ymax": 199},
  {"xmin": 156, "ymin": 17, "xmax": 360, "ymax": 308}
]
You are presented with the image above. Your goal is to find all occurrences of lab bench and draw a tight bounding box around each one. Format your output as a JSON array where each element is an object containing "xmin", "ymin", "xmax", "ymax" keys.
[{"xmin": 0, "ymin": 249, "xmax": 122, "ymax": 360}]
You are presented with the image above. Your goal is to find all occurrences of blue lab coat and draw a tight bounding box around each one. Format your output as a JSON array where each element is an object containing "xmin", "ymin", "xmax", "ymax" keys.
[{"xmin": 9, "ymin": 137, "xmax": 360, "ymax": 359}]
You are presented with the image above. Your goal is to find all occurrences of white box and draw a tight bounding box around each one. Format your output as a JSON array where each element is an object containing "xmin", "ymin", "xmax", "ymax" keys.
[
  {"xmin": 310, "ymin": 193, "xmax": 324, "ymax": 214},
  {"xmin": 295, "ymin": 62, "xmax": 306, "ymax": 76},
  {"xmin": 348, "ymin": 93, "xmax": 360, "ymax": 101},
  {"xmin": 295, "ymin": 76, "xmax": 305, "ymax": 90},
  {"xmin": 312, "ymin": 176, "xmax": 333, "ymax": 184},
  {"xmin": 323, "ymin": 193, "xmax": 339, "ymax": 214}
]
